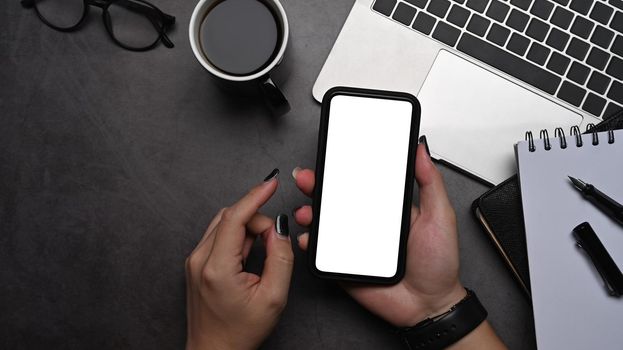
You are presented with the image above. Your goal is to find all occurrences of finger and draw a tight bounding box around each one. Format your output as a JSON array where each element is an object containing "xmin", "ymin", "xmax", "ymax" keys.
[
  {"xmin": 241, "ymin": 213, "xmax": 275, "ymax": 265},
  {"xmin": 293, "ymin": 205, "xmax": 312, "ymax": 227},
  {"xmin": 293, "ymin": 168, "xmax": 315, "ymax": 197},
  {"xmin": 211, "ymin": 171, "xmax": 279, "ymax": 264},
  {"xmin": 415, "ymin": 143, "xmax": 455, "ymax": 222},
  {"xmin": 297, "ymin": 232, "xmax": 309, "ymax": 251},
  {"xmin": 258, "ymin": 215, "xmax": 294, "ymax": 308},
  {"xmin": 192, "ymin": 207, "xmax": 226, "ymax": 254},
  {"xmin": 246, "ymin": 213, "xmax": 274, "ymax": 236},
  {"xmin": 202, "ymin": 212, "xmax": 271, "ymax": 267},
  {"xmin": 409, "ymin": 205, "xmax": 420, "ymax": 230},
  {"xmin": 186, "ymin": 208, "xmax": 226, "ymax": 281},
  {"xmin": 242, "ymin": 234, "xmax": 256, "ymax": 261},
  {"xmin": 186, "ymin": 208, "xmax": 225, "ymax": 280}
]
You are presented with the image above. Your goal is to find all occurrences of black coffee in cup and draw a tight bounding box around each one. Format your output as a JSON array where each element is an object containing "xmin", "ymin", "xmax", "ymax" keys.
[{"xmin": 200, "ymin": 0, "xmax": 282, "ymax": 76}]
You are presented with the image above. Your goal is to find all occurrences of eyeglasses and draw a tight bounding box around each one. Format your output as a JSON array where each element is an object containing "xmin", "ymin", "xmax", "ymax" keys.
[{"xmin": 21, "ymin": 0, "xmax": 175, "ymax": 51}]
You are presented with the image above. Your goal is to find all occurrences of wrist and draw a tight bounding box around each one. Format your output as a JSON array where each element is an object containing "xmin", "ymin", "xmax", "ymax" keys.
[
  {"xmin": 400, "ymin": 283, "xmax": 467, "ymax": 327},
  {"xmin": 446, "ymin": 321, "xmax": 507, "ymax": 350},
  {"xmin": 186, "ymin": 333, "xmax": 238, "ymax": 350},
  {"xmin": 421, "ymin": 284, "xmax": 468, "ymax": 322},
  {"xmin": 398, "ymin": 288, "xmax": 488, "ymax": 350}
]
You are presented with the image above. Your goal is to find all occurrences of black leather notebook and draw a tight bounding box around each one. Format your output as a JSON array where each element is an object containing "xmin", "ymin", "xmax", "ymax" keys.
[{"xmin": 472, "ymin": 110, "xmax": 623, "ymax": 298}]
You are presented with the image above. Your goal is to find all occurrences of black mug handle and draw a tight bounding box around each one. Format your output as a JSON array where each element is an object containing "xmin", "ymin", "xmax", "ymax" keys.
[{"xmin": 260, "ymin": 76, "xmax": 290, "ymax": 115}]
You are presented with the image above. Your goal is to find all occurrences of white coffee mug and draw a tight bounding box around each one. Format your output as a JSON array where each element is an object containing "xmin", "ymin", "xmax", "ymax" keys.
[{"xmin": 189, "ymin": 0, "xmax": 290, "ymax": 114}]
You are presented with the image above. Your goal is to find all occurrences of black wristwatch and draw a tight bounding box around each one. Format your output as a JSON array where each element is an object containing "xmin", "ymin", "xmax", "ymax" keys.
[{"xmin": 398, "ymin": 289, "xmax": 487, "ymax": 350}]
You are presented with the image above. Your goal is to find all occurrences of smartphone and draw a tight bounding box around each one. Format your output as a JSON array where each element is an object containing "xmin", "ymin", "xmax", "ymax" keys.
[{"xmin": 308, "ymin": 87, "xmax": 421, "ymax": 284}]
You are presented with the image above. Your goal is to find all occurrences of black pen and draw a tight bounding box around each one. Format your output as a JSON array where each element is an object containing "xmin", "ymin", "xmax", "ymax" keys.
[
  {"xmin": 573, "ymin": 222, "xmax": 623, "ymax": 297},
  {"xmin": 568, "ymin": 176, "xmax": 623, "ymax": 227}
]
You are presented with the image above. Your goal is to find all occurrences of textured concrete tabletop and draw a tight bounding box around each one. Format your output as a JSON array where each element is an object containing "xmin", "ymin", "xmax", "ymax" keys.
[{"xmin": 1, "ymin": 0, "xmax": 535, "ymax": 349}]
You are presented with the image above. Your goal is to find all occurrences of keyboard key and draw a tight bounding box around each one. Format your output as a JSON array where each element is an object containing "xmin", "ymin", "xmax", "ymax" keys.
[
  {"xmin": 570, "ymin": 16, "xmax": 594, "ymax": 39},
  {"xmin": 506, "ymin": 9, "xmax": 530, "ymax": 31},
  {"xmin": 530, "ymin": 0, "xmax": 555, "ymax": 20},
  {"xmin": 487, "ymin": 23, "xmax": 512, "ymax": 45},
  {"xmin": 610, "ymin": 0, "xmax": 623, "ymax": 10},
  {"xmin": 547, "ymin": 51, "xmax": 572, "ymax": 74},
  {"xmin": 451, "ymin": 0, "xmax": 466, "ymax": 3},
  {"xmin": 526, "ymin": 18, "xmax": 550, "ymax": 41},
  {"xmin": 527, "ymin": 42, "xmax": 551, "ymax": 64},
  {"xmin": 607, "ymin": 80, "xmax": 623, "ymax": 104},
  {"xmin": 511, "ymin": 0, "xmax": 533, "ymax": 10},
  {"xmin": 487, "ymin": 0, "xmax": 511, "ymax": 22},
  {"xmin": 373, "ymin": 0, "xmax": 397, "ymax": 16},
  {"xmin": 447, "ymin": 5, "xmax": 471, "ymax": 27},
  {"xmin": 393, "ymin": 3, "xmax": 418, "ymax": 25},
  {"xmin": 457, "ymin": 32, "xmax": 562, "ymax": 94},
  {"xmin": 586, "ymin": 47, "xmax": 610, "ymax": 70},
  {"xmin": 606, "ymin": 56, "xmax": 623, "ymax": 80},
  {"xmin": 611, "ymin": 12, "xmax": 623, "ymax": 33},
  {"xmin": 567, "ymin": 61, "xmax": 590, "ymax": 84},
  {"xmin": 590, "ymin": 2, "xmax": 614, "ymax": 24},
  {"xmin": 613, "ymin": 35, "xmax": 623, "ymax": 56},
  {"xmin": 582, "ymin": 93, "xmax": 607, "ymax": 116},
  {"xmin": 552, "ymin": 0, "xmax": 569, "ymax": 5},
  {"xmin": 546, "ymin": 27, "xmax": 570, "ymax": 51},
  {"xmin": 590, "ymin": 25, "xmax": 615, "ymax": 48},
  {"xmin": 569, "ymin": 0, "xmax": 593, "ymax": 15},
  {"xmin": 467, "ymin": 0, "xmax": 488, "ymax": 12},
  {"xmin": 557, "ymin": 80, "xmax": 587, "ymax": 106},
  {"xmin": 412, "ymin": 11, "xmax": 437, "ymax": 34},
  {"xmin": 566, "ymin": 38, "xmax": 590, "ymax": 60},
  {"xmin": 466, "ymin": 14, "xmax": 491, "ymax": 36},
  {"xmin": 432, "ymin": 21, "xmax": 462, "ymax": 46},
  {"xmin": 428, "ymin": 0, "xmax": 451, "ymax": 17},
  {"xmin": 587, "ymin": 71, "xmax": 611, "ymax": 94},
  {"xmin": 406, "ymin": 0, "xmax": 428, "ymax": 9},
  {"xmin": 507, "ymin": 32, "xmax": 531, "ymax": 55},
  {"xmin": 550, "ymin": 7, "xmax": 574, "ymax": 30},
  {"xmin": 604, "ymin": 102, "xmax": 623, "ymax": 119}
]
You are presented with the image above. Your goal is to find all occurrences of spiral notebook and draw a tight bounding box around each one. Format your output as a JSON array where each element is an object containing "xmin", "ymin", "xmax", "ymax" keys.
[{"xmin": 516, "ymin": 127, "xmax": 623, "ymax": 349}]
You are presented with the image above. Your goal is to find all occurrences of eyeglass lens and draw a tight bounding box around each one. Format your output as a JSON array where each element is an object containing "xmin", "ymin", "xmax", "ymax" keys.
[
  {"xmin": 34, "ymin": 0, "xmax": 164, "ymax": 49},
  {"xmin": 36, "ymin": 0, "xmax": 85, "ymax": 29},
  {"xmin": 106, "ymin": 1, "xmax": 162, "ymax": 49}
]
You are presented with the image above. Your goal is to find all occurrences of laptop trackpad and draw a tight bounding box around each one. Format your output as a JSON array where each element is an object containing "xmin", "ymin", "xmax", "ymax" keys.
[{"xmin": 417, "ymin": 50, "xmax": 583, "ymax": 185}]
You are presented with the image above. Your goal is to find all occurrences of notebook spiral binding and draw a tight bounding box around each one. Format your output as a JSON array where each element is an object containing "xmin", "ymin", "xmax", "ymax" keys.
[{"xmin": 525, "ymin": 124, "xmax": 617, "ymax": 152}]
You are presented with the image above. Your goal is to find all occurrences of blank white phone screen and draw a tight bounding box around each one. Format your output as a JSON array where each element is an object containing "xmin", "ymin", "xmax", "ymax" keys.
[{"xmin": 316, "ymin": 95, "xmax": 413, "ymax": 277}]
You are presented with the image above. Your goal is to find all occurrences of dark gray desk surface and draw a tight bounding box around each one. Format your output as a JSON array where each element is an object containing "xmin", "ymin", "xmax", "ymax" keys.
[{"xmin": 0, "ymin": 1, "xmax": 536, "ymax": 349}]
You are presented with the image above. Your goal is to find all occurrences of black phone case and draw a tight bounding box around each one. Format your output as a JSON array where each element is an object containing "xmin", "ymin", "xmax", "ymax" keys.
[{"xmin": 308, "ymin": 86, "xmax": 421, "ymax": 284}]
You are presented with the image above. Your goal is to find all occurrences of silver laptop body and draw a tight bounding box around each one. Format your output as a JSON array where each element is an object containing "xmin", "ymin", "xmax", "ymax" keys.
[{"xmin": 313, "ymin": 0, "xmax": 623, "ymax": 184}]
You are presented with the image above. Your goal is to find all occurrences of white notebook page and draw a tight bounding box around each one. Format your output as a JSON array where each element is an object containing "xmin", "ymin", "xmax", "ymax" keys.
[{"xmin": 516, "ymin": 129, "xmax": 623, "ymax": 349}]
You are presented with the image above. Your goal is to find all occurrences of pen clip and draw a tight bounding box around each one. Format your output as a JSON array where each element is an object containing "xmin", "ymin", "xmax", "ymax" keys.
[{"xmin": 573, "ymin": 222, "xmax": 623, "ymax": 297}]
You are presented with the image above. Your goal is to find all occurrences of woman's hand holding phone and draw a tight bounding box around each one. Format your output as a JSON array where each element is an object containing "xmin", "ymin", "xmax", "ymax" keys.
[
  {"xmin": 294, "ymin": 144, "xmax": 467, "ymax": 327},
  {"xmin": 184, "ymin": 148, "xmax": 506, "ymax": 349}
]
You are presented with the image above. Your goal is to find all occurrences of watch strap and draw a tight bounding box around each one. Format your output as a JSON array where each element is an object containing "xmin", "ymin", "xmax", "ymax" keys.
[{"xmin": 399, "ymin": 289, "xmax": 487, "ymax": 350}]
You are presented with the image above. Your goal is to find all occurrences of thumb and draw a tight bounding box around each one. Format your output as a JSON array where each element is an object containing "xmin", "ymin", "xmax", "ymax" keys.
[
  {"xmin": 415, "ymin": 142, "xmax": 455, "ymax": 222},
  {"xmin": 258, "ymin": 214, "xmax": 294, "ymax": 308}
]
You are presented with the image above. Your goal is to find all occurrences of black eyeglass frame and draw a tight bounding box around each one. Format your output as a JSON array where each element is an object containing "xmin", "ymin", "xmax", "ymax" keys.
[{"xmin": 21, "ymin": 0, "xmax": 175, "ymax": 51}]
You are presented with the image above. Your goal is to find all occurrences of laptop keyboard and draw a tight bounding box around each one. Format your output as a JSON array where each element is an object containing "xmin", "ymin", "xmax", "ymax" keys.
[{"xmin": 372, "ymin": 0, "xmax": 623, "ymax": 119}]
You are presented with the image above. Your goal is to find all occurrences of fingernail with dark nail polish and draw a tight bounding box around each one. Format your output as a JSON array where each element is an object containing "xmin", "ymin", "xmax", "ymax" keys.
[
  {"xmin": 291, "ymin": 206, "xmax": 302, "ymax": 217},
  {"xmin": 276, "ymin": 214, "xmax": 290, "ymax": 237},
  {"xmin": 419, "ymin": 135, "xmax": 431, "ymax": 156},
  {"xmin": 264, "ymin": 168, "xmax": 280, "ymax": 182}
]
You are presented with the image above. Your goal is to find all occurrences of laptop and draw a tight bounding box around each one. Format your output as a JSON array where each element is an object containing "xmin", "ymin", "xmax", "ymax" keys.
[{"xmin": 313, "ymin": 0, "xmax": 623, "ymax": 185}]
